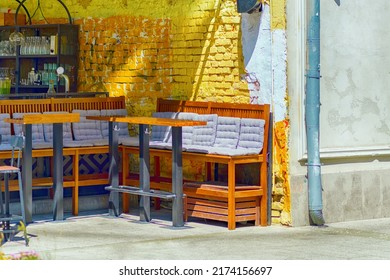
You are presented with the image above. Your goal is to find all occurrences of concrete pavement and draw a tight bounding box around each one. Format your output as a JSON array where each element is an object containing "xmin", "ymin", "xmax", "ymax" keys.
[{"xmin": 1, "ymin": 209, "xmax": 390, "ymax": 260}]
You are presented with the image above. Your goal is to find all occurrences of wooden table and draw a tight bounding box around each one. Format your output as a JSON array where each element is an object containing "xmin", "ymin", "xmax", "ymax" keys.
[
  {"xmin": 86, "ymin": 116, "xmax": 206, "ymax": 227},
  {"xmin": 5, "ymin": 113, "xmax": 80, "ymax": 223}
]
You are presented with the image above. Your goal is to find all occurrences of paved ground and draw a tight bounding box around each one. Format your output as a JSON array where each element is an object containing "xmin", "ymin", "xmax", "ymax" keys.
[{"xmin": 1, "ymin": 209, "xmax": 390, "ymax": 260}]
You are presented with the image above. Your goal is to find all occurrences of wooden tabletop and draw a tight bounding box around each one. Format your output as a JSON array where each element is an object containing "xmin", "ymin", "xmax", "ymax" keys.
[
  {"xmin": 4, "ymin": 113, "xmax": 80, "ymax": 124},
  {"xmin": 86, "ymin": 116, "xmax": 207, "ymax": 127}
]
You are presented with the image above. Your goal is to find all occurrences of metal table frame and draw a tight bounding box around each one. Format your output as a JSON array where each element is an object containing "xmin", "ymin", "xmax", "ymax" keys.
[
  {"xmin": 87, "ymin": 116, "xmax": 206, "ymax": 227},
  {"xmin": 5, "ymin": 113, "xmax": 80, "ymax": 223}
]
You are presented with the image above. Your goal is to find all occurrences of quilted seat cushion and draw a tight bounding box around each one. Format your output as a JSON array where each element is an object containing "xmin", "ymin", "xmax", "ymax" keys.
[
  {"xmin": 0, "ymin": 113, "xmax": 11, "ymax": 144},
  {"xmin": 191, "ymin": 114, "xmax": 218, "ymax": 146},
  {"xmin": 151, "ymin": 112, "xmax": 177, "ymax": 142},
  {"xmin": 13, "ymin": 112, "xmax": 45, "ymax": 142},
  {"xmin": 237, "ymin": 118, "xmax": 265, "ymax": 152},
  {"xmin": 175, "ymin": 112, "xmax": 198, "ymax": 146},
  {"xmin": 213, "ymin": 116, "xmax": 241, "ymax": 149},
  {"xmin": 42, "ymin": 111, "xmax": 73, "ymax": 142},
  {"xmin": 100, "ymin": 109, "xmax": 129, "ymax": 137},
  {"xmin": 72, "ymin": 110, "xmax": 103, "ymax": 141}
]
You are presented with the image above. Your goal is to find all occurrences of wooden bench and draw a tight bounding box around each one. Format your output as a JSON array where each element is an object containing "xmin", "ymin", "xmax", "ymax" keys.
[
  {"xmin": 0, "ymin": 95, "xmax": 126, "ymax": 216},
  {"xmin": 121, "ymin": 98, "xmax": 270, "ymax": 230},
  {"xmin": 0, "ymin": 96, "xmax": 269, "ymax": 230}
]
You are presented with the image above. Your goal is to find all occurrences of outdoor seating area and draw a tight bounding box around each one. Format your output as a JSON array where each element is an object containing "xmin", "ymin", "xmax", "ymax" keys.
[
  {"xmin": 121, "ymin": 99, "xmax": 270, "ymax": 230},
  {"xmin": 0, "ymin": 96, "xmax": 127, "ymax": 217},
  {"xmin": 0, "ymin": 96, "xmax": 270, "ymax": 230}
]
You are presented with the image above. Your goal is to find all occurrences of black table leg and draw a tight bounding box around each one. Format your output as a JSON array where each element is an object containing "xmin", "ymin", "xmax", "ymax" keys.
[
  {"xmin": 108, "ymin": 121, "xmax": 120, "ymax": 216},
  {"xmin": 172, "ymin": 126, "xmax": 184, "ymax": 227},
  {"xmin": 139, "ymin": 124, "xmax": 151, "ymax": 222},
  {"xmin": 53, "ymin": 123, "xmax": 64, "ymax": 221},
  {"xmin": 22, "ymin": 124, "xmax": 32, "ymax": 224}
]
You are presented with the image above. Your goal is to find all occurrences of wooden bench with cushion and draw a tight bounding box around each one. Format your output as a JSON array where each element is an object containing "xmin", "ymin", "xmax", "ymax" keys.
[
  {"xmin": 121, "ymin": 98, "xmax": 270, "ymax": 230},
  {"xmin": 0, "ymin": 96, "xmax": 127, "ymax": 216}
]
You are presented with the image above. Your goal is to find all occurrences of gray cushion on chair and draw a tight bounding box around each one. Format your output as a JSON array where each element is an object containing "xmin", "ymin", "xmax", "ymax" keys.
[
  {"xmin": 72, "ymin": 110, "xmax": 103, "ymax": 141},
  {"xmin": 237, "ymin": 118, "xmax": 265, "ymax": 152},
  {"xmin": 0, "ymin": 113, "xmax": 11, "ymax": 144},
  {"xmin": 13, "ymin": 112, "xmax": 45, "ymax": 142},
  {"xmin": 151, "ymin": 112, "xmax": 177, "ymax": 142},
  {"xmin": 213, "ymin": 116, "xmax": 240, "ymax": 149},
  {"xmin": 42, "ymin": 111, "xmax": 73, "ymax": 142}
]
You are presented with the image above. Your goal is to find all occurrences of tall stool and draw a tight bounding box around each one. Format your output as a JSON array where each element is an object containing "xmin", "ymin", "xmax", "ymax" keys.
[{"xmin": 0, "ymin": 135, "xmax": 28, "ymax": 246}]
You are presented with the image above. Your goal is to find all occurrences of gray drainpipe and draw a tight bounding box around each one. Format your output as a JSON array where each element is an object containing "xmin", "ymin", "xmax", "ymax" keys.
[{"xmin": 305, "ymin": 0, "xmax": 325, "ymax": 225}]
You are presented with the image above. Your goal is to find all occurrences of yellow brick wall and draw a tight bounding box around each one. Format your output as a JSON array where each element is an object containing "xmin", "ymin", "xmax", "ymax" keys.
[{"xmin": 5, "ymin": 0, "xmax": 250, "ymax": 114}]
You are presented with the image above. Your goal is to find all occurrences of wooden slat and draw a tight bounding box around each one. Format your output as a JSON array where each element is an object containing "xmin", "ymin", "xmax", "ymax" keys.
[{"xmin": 87, "ymin": 116, "xmax": 207, "ymax": 127}]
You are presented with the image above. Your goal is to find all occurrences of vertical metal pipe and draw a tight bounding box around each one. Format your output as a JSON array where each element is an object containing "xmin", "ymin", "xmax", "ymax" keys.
[{"xmin": 306, "ymin": 0, "xmax": 325, "ymax": 225}]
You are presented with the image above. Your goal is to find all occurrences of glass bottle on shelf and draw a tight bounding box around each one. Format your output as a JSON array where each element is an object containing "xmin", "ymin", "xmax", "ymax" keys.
[
  {"xmin": 28, "ymin": 67, "xmax": 36, "ymax": 85},
  {"xmin": 0, "ymin": 67, "xmax": 11, "ymax": 95},
  {"xmin": 34, "ymin": 70, "xmax": 42, "ymax": 85},
  {"xmin": 50, "ymin": 63, "xmax": 58, "ymax": 85},
  {"xmin": 47, "ymin": 79, "xmax": 56, "ymax": 94},
  {"xmin": 42, "ymin": 63, "xmax": 49, "ymax": 86}
]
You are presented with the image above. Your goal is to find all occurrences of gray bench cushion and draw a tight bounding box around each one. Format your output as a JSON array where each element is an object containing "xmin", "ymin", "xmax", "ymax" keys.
[
  {"xmin": 237, "ymin": 118, "xmax": 265, "ymax": 152},
  {"xmin": 213, "ymin": 116, "xmax": 241, "ymax": 149},
  {"xmin": 72, "ymin": 110, "xmax": 103, "ymax": 141},
  {"xmin": 42, "ymin": 111, "xmax": 73, "ymax": 142},
  {"xmin": 151, "ymin": 112, "xmax": 177, "ymax": 142},
  {"xmin": 207, "ymin": 147, "xmax": 260, "ymax": 156},
  {"xmin": 119, "ymin": 136, "xmax": 139, "ymax": 147},
  {"xmin": 13, "ymin": 112, "xmax": 45, "ymax": 142},
  {"xmin": 32, "ymin": 141, "xmax": 53, "ymax": 149},
  {"xmin": 176, "ymin": 112, "xmax": 198, "ymax": 146},
  {"xmin": 100, "ymin": 109, "xmax": 130, "ymax": 138},
  {"xmin": 0, "ymin": 143, "xmax": 12, "ymax": 151},
  {"xmin": 63, "ymin": 140, "xmax": 94, "ymax": 147},
  {"xmin": 0, "ymin": 113, "xmax": 11, "ymax": 144},
  {"xmin": 149, "ymin": 140, "xmax": 173, "ymax": 150},
  {"xmin": 191, "ymin": 114, "xmax": 218, "ymax": 146}
]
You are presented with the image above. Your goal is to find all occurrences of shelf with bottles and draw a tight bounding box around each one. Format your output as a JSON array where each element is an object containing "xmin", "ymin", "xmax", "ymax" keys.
[{"xmin": 0, "ymin": 24, "xmax": 79, "ymax": 94}]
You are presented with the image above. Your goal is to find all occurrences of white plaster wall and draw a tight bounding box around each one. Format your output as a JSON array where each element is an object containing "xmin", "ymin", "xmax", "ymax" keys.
[
  {"xmin": 287, "ymin": 0, "xmax": 390, "ymax": 226},
  {"xmin": 320, "ymin": 0, "xmax": 390, "ymax": 154},
  {"xmin": 241, "ymin": 4, "xmax": 287, "ymax": 122},
  {"xmin": 271, "ymin": 29, "xmax": 287, "ymax": 122},
  {"xmin": 241, "ymin": 5, "xmax": 272, "ymax": 106}
]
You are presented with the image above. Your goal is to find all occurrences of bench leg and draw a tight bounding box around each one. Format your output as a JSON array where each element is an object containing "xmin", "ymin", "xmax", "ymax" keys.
[
  {"xmin": 121, "ymin": 148, "xmax": 129, "ymax": 213},
  {"xmin": 255, "ymin": 197, "xmax": 260, "ymax": 226},
  {"xmin": 260, "ymin": 163, "xmax": 267, "ymax": 226},
  {"xmin": 227, "ymin": 161, "xmax": 236, "ymax": 230},
  {"xmin": 183, "ymin": 195, "xmax": 188, "ymax": 222},
  {"xmin": 72, "ymin": 152, "xmax": 79, "ymax": 216},
  {"xmin": 122, "ymin": 193, "xmax": 129, "ymax": 213}
]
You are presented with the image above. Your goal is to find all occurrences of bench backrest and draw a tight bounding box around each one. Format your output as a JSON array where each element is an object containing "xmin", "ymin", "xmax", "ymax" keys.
[
  {"xmin": 156, "ymin": 98, "xmax": 270, "ymax": 156},
  {"xmin": 0, "ymin": 96, "xmax": 126, "ymax": 117}
]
